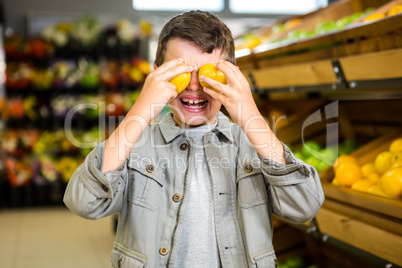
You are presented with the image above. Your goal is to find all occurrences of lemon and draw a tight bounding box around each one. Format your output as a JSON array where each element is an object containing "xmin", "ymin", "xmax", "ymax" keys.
[
  {"xmin": 366, "ymin": 173, "xmax": 380, "ymax": 184},
  {"xmin": 332, "ymin": 177, "xmax": 339, "ymax": 186},
  {"xmin": 169, "ymin": 63, "xmax": 191, "ymax": 94},
  {"xmin": 336, "ymin": 161, "xmax": 362, "ymax": 186},
  {"xmin": 364, "ymin": 13, "xmax": 385, "ymax": 22},
  {"xmin": 391, "ymin": 151, "xmax": 402, "ymax": 163},
  {"xmin": 333, "ymin": 155, "xmax": 358, "ymax": 171},
  {"xmin": 374, "ymin": 151, "xmax": 392, "ymax": 175},
  {"xmin": 389, "ymin": 138, "xmax": 402, "ymax": 152},
  {"xmin": 390, "ymin": 160, "xmax": 402, "ymax": 169},
  {"xmin": 367, "ymin": 185, "xmax": 390, "ymax": 198},
  {"xmin": 380, "ymin": 167, "xmax": 402, "ymax": 199},
  {"xmin": 387, "ymin": 5, "xmax": 402, "ymax": 16},
  {"xmin": 361, "ymin": 163, "xmax": 376, "ymax": 177},
  {"xmin": 351, "ymin": 179, "xmax": 374, "ymax": 192},
  {"xmin": 198, "ymin": 63, "xmax": 227, "ymax": 92}
]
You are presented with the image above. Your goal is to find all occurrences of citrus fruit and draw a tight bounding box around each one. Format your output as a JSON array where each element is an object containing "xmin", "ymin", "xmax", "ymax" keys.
[
  {"xmin": 366, "ymin": 173, "xmax": 380, "ymax": 184},
  {"xmin": 169, "ymin": 63, "xmax": 191, "ymax": 94},
  {"xmin": 367, "ymin": 185, "xmax": 390, "ymax": 198},
  {"xmin": 389, "ymin": 138, "xmax": 402, "ymax": 152},
  {"xmin": 333, "ymin": 155, "xmax": 358, "ymax": 171},
  {"xmin": 364, "ymin": 13, "xmax": 385, "ymax": 22},
  {"xmin": 390, "ymin": 160, "xmax": 402, "ymax": 169},
  {"xmin": 351, "ymin": 179, "xmax": 374, "ymax": 192},
  {"xmin": 332, "ymin": 177, "xmax": 339, "ymax": 186},
  {"xmin": 361, "ymin": 163, "xmax": 376, "ymax": 177},
  {"xmin": 391, "ymin": 151, "xmax": 402, "ymax": 163},
  {"xmin": 387, "ymin": 5, "xmax": 402, "ymax": 16},
  {"xmin": 336, "ymin": 161, "xmax": 363, "ymax": 186},
  {"xmin": 374, "ymin": 151, "xmax": 392, "ymax": 174},
  {"xmin": 198, "ymin": 63, "xmax": 227, "ymax": 92},
  {"xmin": 380, "ymin": 167, "xmax": 402, "ymax": 198}
]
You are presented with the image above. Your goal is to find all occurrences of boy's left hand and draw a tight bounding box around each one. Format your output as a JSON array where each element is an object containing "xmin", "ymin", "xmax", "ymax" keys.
[{"xmin": 200, "ymin": 60, "xmax": 260, "ymax": 129}]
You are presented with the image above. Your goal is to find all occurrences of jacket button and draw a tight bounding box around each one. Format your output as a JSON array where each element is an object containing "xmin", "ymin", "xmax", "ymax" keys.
[
  {"xmin": 172, "ymin": 194, "xmax": 182, "ymax": 202},
  {"xmin": 118, "ymin": 258, "xmax": 122, "ymax": 267},
  {"xmin": 180, "ymin": 143, "xmax": 188, "ymax": 151},
  {"xmin": 101, "ymin": 184, "xmax": 109, "ymax": 192},
  {"xmin": 244, "ymin": 164, "xmax": 253, "ymax": 173},
  {"xmin": 146, "ymin": 165, "xmax": 154, "ymax": 173},
  {"xmin": 159, "ymin": 246, "xmax": 168, "ymax": 256}
]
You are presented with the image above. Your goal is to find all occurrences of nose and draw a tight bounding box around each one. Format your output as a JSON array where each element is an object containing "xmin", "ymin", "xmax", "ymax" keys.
[{"xmin": 187, "ymin": 70, "xmax": 201, "ymax": 92}]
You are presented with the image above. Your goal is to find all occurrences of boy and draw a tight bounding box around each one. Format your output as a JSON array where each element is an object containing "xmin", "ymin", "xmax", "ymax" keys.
[{"xmin": 64, "ymin": 10, "xmax": 324, "ymax": 268}]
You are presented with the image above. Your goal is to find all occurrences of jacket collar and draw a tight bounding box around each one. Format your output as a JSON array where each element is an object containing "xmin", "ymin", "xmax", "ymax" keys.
[{"xmin": 159, "ymin": 112, "xmax": 234, "ymax": 143}]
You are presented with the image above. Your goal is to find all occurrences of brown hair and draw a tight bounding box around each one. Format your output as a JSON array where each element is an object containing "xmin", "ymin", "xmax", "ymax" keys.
[{"xmin": 154, "ymin": 10, "xmax": 235, "ymax": 67}]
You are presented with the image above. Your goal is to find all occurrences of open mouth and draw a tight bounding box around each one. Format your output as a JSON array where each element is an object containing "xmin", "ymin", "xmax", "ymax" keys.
[{"xmin": 180, "ymin": 98, "xmax": 208, "ymax": 109}]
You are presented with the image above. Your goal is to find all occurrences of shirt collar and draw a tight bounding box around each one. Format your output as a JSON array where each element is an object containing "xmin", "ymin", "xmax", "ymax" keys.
[{"xmin": 159, "ymin": 111, "xmax": 234, "ymax": 143}]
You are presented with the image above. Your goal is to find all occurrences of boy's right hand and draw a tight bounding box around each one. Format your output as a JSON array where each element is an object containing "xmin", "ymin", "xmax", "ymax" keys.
[{"xmin": 129, "ymin": 58, "xmax": 194, "ymax": 122}]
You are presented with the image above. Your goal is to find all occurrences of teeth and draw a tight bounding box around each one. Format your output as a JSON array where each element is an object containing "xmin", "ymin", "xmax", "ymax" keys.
[
  {"xmin": 189, "ymin": 100, "xmax": 194, "ymax": 104},
  {"xmin": 194, "ymin": 100, "xmax": 199, "ymax": 104}
]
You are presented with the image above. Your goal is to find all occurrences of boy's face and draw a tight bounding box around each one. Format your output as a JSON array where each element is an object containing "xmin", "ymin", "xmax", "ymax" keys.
[{"xmin": 164, "ymin": 39, "xmax": 225, "ymax": 128}]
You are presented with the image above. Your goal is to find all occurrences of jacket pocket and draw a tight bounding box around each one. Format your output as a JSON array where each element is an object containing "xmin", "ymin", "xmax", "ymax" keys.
[
  {"xmin": 127, "ymin": 158, "xmax": 164, "ymax": 211},
  {"xmin": 110, "ymin": 242, "xmax": 147, "ymax": 268},
  {"xmin": 237, "ymin": 163, "xmax": 269, "ymax": 209},
  {"xmin": 251, "ymin": 247, "xmax": 278, "ymax": 268}
]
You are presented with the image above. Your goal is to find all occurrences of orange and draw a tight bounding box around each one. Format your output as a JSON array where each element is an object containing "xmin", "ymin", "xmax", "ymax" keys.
[
  {"xmin": 367, "ymin": 185, "xmax": 390, "ymax": 198},
  {"xmin": 387, "ymin": 5, "xmax": 402, "ymax": 16},
  {"xmin": 351, "ymin": 179, "xmax": 374, "ymax": 192},
  {"xmin": 364, "ymin": 13, "xmax": 385, "ymax": 22},
  {"xmin": 380, "ymin": 167, "xmax": 402, "ymax": 199},
  {"xmin": 198, "ymin": 63, "xmax": 227, "ymax": 92},
  {"xmin": 361, "ymin": 163, "xmax": 376, "ymax": 177},
  {"xmin": 389, "ymin": 138, "xmax": 402, "ymax": 152},
  {"xmin": 284, "ymin": 18, "xmax": 301, "ymax": 30},
  {"xmin": 374, "ymin": 151, "xmax": 392, "ymax": 174},
  {"xmin": 169, "ymin": 63, "xmax": 191, "ymax": 94},
  {"xmin": 336, "ymin": 161, "xmax": 362, "ymax": 186},
  {"xmin": 366, "ymin": 173, "xmax": 380, "ymax": 184}
]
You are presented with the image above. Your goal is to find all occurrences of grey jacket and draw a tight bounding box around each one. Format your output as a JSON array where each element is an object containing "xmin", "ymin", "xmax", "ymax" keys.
[{"xmin": 64, "ymin": 112, "xmax": 324, "ymax": 268}]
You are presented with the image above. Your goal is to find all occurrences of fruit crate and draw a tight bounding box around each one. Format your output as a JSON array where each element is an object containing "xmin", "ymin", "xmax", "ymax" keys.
[
  {"xmin": 236, "ymin": 0, "xmax": 402, "ymax": 92},
  {"xmin": 315, "ymin": 128, "xmax": 402, "ymax": 266}
]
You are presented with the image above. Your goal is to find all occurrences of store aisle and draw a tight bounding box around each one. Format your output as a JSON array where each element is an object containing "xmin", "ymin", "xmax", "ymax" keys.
[{"xmin": 0, "ymin": 206, "xmax": 115, "ymax": 268}]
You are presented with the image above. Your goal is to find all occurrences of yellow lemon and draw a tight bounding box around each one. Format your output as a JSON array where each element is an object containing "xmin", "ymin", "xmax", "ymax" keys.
[
  {"xmin": 361, "ymin": 163, "xmax": 376, "ymax": 177},
  {"xmin": 380, "ymin": 167, "xmax": 402, "ymax": 199},
  {"xmin": 336, "ymin": 161, "xmax": 362, "ymax": 186},
  {"xmin": 364, "ymin": 13, "xmax": 385, "ymax": 22},
  {"xmin": 374, "ymin": 151, "xmax": 392, "ymax": 175},
  {"xmin": 351, "ymin": 179, "xmax": 374, "ymax": 192},
  {"xmin": 332, "ymin": 177, "xmax": 339, "ymax": 186},
  {"xmin": 169, "ymin": 63, "xmax": 191, "ymax": 94},
  {"xmin": 366, "ymin": 173, "xmax": 380, "ymax": 184},
  {"xmin": 387, "ymin": 5, "xmax": 402, "ymax": 16},
  {"xmin": 390, "ymin": 160, "xmax": 402, "ymax": 169},
  {"xmin": 367, "ymin": 185, "xmax": 390, "ymax": 198},
  {"xmin": 198, "ymin": 63, "xmax": 227, "ymax": 92},
  {"xmin": 390, "ymin": 138, "xmax": 402, "ymax": 152},
  {"xmin": 333, "ymin": 155, "xmax": 358, "ymax": 171}
]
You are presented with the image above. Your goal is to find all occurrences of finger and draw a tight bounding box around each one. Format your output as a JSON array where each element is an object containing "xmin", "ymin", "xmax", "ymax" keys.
[
  {"xmin": 203, "ymin": 87, "xmax": 225, "ymax": 103},
  {"xmin": 153, "ymin": 58, "xmax": 184, "ymax": 74},
  {"xmin": 199, "ymin": 75, "xmax": 230, "ymax": 95},
  {"xmin": 217, "ymin": 60, "xmax": 243, "ymax": 82}
]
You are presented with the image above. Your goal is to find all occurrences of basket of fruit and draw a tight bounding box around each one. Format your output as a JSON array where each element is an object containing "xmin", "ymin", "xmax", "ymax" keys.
[{"xmin": 318, "ymin": 128, "xmax": 402, "ymax": 229}]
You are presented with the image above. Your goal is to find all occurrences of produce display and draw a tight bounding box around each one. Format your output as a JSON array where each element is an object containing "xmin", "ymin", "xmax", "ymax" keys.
[
  {"xmin": 1, "ymin": 14, "xmax": 151, "ymax": 207},
  {"xmin": 331, "ymin": 137, "xmax": 402, "ymax": 199},
  {"xmin": 235, "ymin": 1, "xmax": 402, "ymax": 51},
  {"xmin": 289, "ymin": 138, "xmax": 359, "ymax": 172}
]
